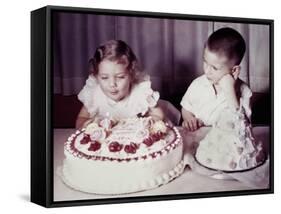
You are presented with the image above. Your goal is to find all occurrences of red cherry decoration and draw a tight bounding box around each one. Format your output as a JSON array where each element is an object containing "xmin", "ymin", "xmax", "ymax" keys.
[
  {"xmin": 124, "ymin": 145, "xmax": 135, "ymax": 154},
  {"xmin": 88, "ymin": 141, "xmax": 101, "ymax": 151},
  {"xmin": 143, "ymin": 137, "xmax": 154, "ymax": 147},
  {"xmin": 109, "ymin": 141, "xmax": 123, "ymax": 152},
  {"xmin": 80, "ymin": 134, "xmax": 91, "ymax": 144},
  {"xmin": 143, "ymin": 132, "xmax": 164, "ymax": 147},
  {"xmin": 130, "ymin": 142, "xmax": 138, "ymax": 150},
  {"xmin": 124, "ymin": 143, "xmax": 138, "ymax": 154},
  {"xmin": 151, "ymin": 132, "xmax": 163, "ymax": 141}
]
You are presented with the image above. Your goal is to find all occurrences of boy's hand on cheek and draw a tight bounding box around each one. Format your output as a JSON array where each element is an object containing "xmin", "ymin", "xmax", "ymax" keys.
[{"xmin": 218, "ymin": 74, "xmax": 240, "ymax": 110}]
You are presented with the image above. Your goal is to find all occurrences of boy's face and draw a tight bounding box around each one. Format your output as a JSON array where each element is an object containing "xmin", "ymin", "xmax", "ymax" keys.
[
  {"xmin": 97, "ymin": 59, "xmax": 131, "ymax": 101},
  {"xmin": 203, "ymin": 47, "xmax": 235, "ymax": 85}
]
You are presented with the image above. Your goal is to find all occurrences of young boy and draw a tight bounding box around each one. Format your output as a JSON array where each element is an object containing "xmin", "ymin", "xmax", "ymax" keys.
[{"xmin": 181, "ymin": 27, "xmax": 252, "ymax": 131}]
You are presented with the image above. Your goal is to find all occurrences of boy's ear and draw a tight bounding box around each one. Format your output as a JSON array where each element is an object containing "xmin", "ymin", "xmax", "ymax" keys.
[{"xmin": 231, "ymin": 65, "xmax": 241, "ymax": 80}]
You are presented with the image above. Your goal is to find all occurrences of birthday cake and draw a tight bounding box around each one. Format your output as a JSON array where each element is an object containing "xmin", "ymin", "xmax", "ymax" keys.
[
  {"xmin": 61, "ymin": 117, "xmax": 184, "ymax": 194},
  {"xmin": 195, "ymin": 109, "xmax": 265, "ymax": 172}
]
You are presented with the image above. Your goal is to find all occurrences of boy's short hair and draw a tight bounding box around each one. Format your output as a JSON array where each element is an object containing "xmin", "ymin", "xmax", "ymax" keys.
[{"xmin": 206, "ymin": 27, "xmax": 246, "ymax": 65}]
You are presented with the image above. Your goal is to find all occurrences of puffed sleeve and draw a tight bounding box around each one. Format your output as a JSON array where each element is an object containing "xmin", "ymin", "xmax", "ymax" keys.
[
  {"xmin": 77, "ymin": 75, "xmax": 99, "ymax": 117},
  {"xmin": 130, "ymin": 80, "xmax": 160, "ymax": 116}
]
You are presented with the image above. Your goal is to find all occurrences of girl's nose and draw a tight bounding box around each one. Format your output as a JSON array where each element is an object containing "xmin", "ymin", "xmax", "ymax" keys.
[{"xmin": 109, "ymin": 78, "xmax": 117, "ymax": 87}]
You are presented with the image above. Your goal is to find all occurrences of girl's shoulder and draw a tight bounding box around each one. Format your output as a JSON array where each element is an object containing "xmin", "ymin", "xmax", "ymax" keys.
[
  {"xmin": 85, "ymin": 74, "xmax": 99, "ymax": 88},
  {"xmin": 81, "ymin": 75, "xmax": 102, "ymax": 96},
  {"xmin": 129, "ymin": 74, "xmax": 159, "ymax": 108},
  {"xmin": 77, "ymin": 75, "xmax": 101, "ymax": 117},
  {"xmin": 131, "ymin": 73, "xmax": 152, "ymax": 91}
]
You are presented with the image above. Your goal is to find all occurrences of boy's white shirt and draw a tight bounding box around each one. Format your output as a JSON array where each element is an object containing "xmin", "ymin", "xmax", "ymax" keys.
[
  {"xmin": 78, "ymin": 74, "xmax": 160, "ymax": 119},
  {"xmin": 180, "ymin": 75, "xmax": 252, "ymax": 126}
]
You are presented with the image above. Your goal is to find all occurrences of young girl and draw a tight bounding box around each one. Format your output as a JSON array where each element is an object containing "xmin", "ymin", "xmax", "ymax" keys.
[{"xmin": 76, "ymin": 40, "xmax": 164, "ymax": 129}]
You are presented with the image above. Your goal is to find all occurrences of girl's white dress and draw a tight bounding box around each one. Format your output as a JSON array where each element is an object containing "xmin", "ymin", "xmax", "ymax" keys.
[{"xmin": 78, "ymin": 75, "xmax": 160, "ymax": 119}]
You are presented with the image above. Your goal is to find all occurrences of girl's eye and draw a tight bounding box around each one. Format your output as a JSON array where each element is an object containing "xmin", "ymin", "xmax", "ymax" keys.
[
  {"xmin": 117, "ymin": 76, "xmax": 125, "ymax": 79},
  {"xmin": 101, "ymin": 76, "xmax": 108, "ymax": 80}
]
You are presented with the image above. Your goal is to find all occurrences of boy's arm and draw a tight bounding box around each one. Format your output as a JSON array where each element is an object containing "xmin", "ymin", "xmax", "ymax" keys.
[
  {"xmin": 218, "ymin": 74, "xmax": 239, "ymax": 110},
  {"xmin": 182, "ymin": 107, "xmax": 204, "ymax": 131},
  {"xmin": 180, "ymin": 79, "xmax": 204, "ymax": 131},
  {"xmin": 75, "ymin": 106, "xmax": 92, "ymax": 129}
]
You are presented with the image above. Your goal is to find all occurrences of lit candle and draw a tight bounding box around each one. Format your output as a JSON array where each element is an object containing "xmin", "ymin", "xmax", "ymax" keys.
[{"xmin": 100, "ymin": 112, "xmax": 111, "ymax": 130}]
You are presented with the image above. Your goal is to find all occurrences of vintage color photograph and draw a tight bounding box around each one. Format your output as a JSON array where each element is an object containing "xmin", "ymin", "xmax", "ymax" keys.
[{"xmin": 50, "ymin": 7, "xmax": 272, "ymax": 203}]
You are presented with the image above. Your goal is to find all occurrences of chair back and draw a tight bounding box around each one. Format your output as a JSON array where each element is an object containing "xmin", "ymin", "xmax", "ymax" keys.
[{"xmin": 158, "ymin": 99, "xmax": 181, "ymax": 125}]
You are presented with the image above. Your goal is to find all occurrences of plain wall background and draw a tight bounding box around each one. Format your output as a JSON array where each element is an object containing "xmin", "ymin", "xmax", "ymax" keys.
[{"xmin": 0, "ymin": 0, "xmax": 279, "ymax": 212}]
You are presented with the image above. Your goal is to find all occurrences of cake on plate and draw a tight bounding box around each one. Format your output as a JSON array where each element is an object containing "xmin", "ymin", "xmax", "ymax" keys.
[
  {"xmin": 195, "ymin": 109, "xmax": 265, "ymax": 172},
  {"xmin": 61, "ymin": 117, "xmax": 184, "ymax": 194}
]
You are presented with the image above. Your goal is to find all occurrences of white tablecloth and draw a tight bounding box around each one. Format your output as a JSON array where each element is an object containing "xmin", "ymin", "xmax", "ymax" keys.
[{"xmin": 53, "ymin": 126, "xmax": 270, "ymax": 202}]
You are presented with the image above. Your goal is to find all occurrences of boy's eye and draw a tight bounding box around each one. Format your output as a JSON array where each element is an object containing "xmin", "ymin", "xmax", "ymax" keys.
[{"xmin": 212, "ymin": 66, "xmax": 218, "ymax": 71}]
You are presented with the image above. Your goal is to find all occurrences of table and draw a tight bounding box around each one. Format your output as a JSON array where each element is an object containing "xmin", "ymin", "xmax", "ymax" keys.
[{"xmin": 53, "ymin": 126, "xmax": 270, "ymax": 202}]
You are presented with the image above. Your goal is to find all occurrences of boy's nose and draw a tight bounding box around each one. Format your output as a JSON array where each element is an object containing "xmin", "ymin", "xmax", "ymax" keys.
[{"xmin": 205, "ymin": 65, "xmax": 212, "ymax": 75}]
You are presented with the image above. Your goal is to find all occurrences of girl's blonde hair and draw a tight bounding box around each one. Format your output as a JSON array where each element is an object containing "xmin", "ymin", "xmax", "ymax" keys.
[{"xmin": 89, "ymin": 40, "xmax": 140, "ymax": 80}]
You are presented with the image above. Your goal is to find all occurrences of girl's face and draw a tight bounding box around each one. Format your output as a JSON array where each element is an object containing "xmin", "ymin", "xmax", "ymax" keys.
[
  {"xmin": 97, "ymin": 59, "xmax": 132, "ymax": 101},
  {"xmin": 203, "ymin": 47, "xmax": 234, "ymax": 84}
]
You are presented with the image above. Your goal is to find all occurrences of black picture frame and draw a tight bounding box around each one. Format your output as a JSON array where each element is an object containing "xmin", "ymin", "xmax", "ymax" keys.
[{"xmin": 31, "ymin": 5, "xmax": 274, "ymax": 208}]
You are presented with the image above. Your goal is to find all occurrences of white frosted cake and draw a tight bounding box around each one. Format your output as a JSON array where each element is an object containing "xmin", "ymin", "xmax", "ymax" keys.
[
  {"xmin": 195, "ymin": 109, "xmax": 265, "ymax": 172},
  {"xmin": 61, "ymin": 117, "xmax": 184, "ymax": 194}
]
